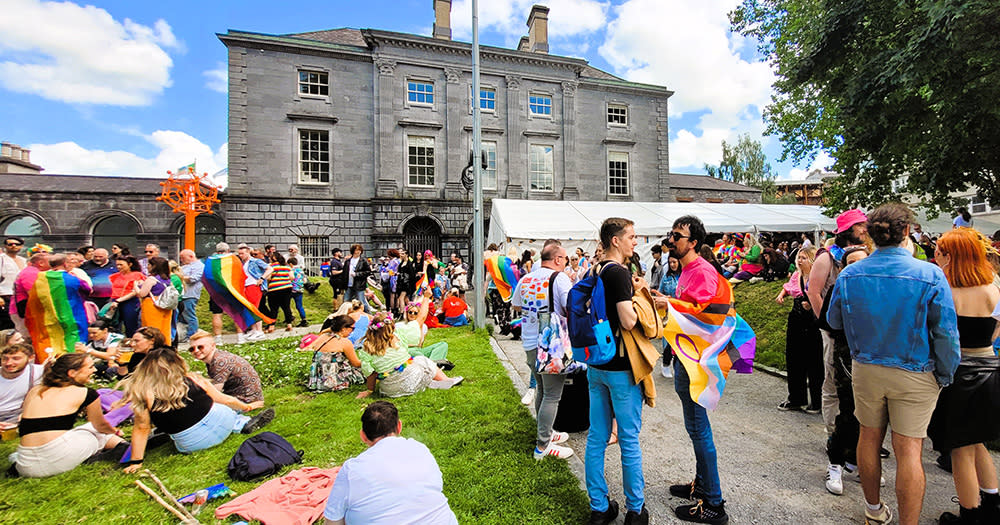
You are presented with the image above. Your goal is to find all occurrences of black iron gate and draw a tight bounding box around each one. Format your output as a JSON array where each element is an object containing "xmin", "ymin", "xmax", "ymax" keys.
[{"xmin": 403, "ymin": 217, "xmax": 441, "ymax": 258}]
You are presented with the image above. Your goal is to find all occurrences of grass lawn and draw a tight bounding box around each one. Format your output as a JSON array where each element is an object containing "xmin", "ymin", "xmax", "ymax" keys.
[
  {"xmin": 733, "ymin": 280, "xmax": 791, "ymax": 370},
  {"xmin": 0, "ymin": 328, "xmax": 589, "ymax": 524},
  {"xmin": 193, "ymin": 277, "xmax": 339, "ymax": 334}
]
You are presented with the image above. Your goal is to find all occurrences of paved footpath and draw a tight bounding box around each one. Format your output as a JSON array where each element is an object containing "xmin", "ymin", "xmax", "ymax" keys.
[{"xmin": 491, "ymin": 335, "xmax": 999, "ymax": 524}]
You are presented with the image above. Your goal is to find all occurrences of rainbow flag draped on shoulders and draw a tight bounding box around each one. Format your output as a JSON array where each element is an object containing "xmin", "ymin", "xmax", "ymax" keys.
[
  {"xmin": 664, "ymin": 278, "xmax": 756, "ymax": 410},
  {"xmin": 202, "ymin": 254, "xmax": 273, "ymax": 332},
  {"xmin": 26, "ymin": 271, "xmax": 90, "ymax": 362},
  {"xmin": 484, "ymin": 255, "xmax": 521, "ymax": 302}
]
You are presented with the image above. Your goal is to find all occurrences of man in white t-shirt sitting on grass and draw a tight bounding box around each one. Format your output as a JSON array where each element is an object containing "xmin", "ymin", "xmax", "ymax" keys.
[{"xmin": 0, "ymin": 343, "xmax": 43, "ymax": 424}]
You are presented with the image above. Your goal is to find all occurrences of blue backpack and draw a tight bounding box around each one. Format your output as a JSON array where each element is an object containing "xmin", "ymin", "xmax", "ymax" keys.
[{"xmin": 567, "ymin": 262, "xmax": 619, "ymax": 365}]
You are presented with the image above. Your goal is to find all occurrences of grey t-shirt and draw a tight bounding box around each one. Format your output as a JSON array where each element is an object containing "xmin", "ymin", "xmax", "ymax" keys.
[{"xmin": 512, "ymin": 267, "xmax": 573, "ymax": 350}]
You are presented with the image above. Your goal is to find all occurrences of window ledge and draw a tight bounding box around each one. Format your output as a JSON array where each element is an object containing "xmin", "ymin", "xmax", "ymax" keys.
[
  {"xmin": 287, "ymin": 113, "xmax": 338, "ymax": 123},
  {"xmin": 462, "ymin": 125, "xmax": 505, "ymax": 135},
  {"xmin": 398, "ymin": 119, "xmax": 443, "ymax": 129},
  {"xmin": 602, "ymin": 138, "xmax": 636, "ymax": 146},
  {"xmin": 523, "ymin": 130, "xmax": 560, "ymax": 139}
]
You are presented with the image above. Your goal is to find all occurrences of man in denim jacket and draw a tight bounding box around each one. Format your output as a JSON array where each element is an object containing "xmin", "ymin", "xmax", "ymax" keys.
[{"xmin": 827, "ymin": 203, "xmax": 960, "ymax": 525}]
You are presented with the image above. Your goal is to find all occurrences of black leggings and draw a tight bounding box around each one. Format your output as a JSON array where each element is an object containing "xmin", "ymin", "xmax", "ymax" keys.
[
  {"xmin": 785, "ymin": 305, "xmax": 824, "ymax": 407},
  {"xmin": 266, "ymin": 289, "xmax": 293, "ymax": 325},
  {"xmin": 827, "ymin": 333, "xmax": 859, "ymax": 466}
]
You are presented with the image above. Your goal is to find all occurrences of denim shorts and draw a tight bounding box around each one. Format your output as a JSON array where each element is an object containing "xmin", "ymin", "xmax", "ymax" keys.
[{"xmin": 171, "ymin": 403, "xmax": 250, "ymax": 453}]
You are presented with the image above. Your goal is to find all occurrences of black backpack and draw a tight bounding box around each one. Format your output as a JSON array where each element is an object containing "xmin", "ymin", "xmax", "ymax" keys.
[{"xmin": 227, "ymin": 431, "xmax": 304, "ymax": 481}]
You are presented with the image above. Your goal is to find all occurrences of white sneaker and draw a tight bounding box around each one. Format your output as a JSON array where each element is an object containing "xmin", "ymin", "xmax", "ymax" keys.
[
  {"xmin": 521, "ymin": 388, "xmax": 535, "ymax": 405},
  {"xmin": 533, "ymin": 443, "xmax": 574, "ymax": 460},
  {"xmin": 825, "ymin": 464, "xmax": 844, "ymax": 495},
  {"xmin": 214, "ymin": 335, "xmax": 223, "ymax": 345},
  {"xmin": 248, "ymin": 330, "xmax": 266, "ymax": 341},
  {"xmin": 237, "ymin": 332, "xmax": 248, "ymax": 344},
  {"xmin": 844, "ymin": 464, "xmax": 886, "ymax": 487},
  {"xmin": 550, "ymin": 431, "xmax": 569, "ymax": 444},
  {"xmin": 661, "ymin": 364, "xmax": 674, "ymax": 378},
  {"xmin": 749, "ymin": 277, "xmax": 764, "ymax": 284}
]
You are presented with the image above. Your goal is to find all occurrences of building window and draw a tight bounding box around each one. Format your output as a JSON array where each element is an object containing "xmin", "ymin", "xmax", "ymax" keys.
[
  {"xmin": 482, "ymin": 141, "xmax": 497, "ymax": 190},
  {"xmin": 298, "ymin": 130, "xmax": 330, "ymax": 184},
  {"xmin": 407, "ymin": 80, "xmax": 434, "ymax": 106},
  {"xmin": 608, "ymin": 151, "xmax": 629, "ymax": 196},
  {"xmin": 1, "ymin": 215, "xmax": 44, "ymax": 249},
  {"xmin": 971, "ymin": 195, "xmax": 990, "ymax": 214},
  {"xmin": 528, "ymin": 93, "xmax": 552, "ymax": 117},
  {"xmin": 179, "ymin": 215, "xmax": 225, "ymax": 258},
  {"xmin": 298, "ymin": 70, "xmax": 329, "ymax": 97},
  {"xmin": 475, "ymin": 87, "xmax": 496, "ymax": 112},
  {"xmin": 407, "ymin": 136, "xmax": 435, "ymax": 187},
  {"xmin": 607, "ymin": 103, "xmax": 628, "ymax": 126},
  {"xmin": 529, "ymin": 144, "xmax": 554, "ymax": 191},
  {"xmin": 298, "ymin": 236, "xmax": 329, "ymax": 276},
  {"xmin": 92, "ymin": 215, "xmax": 139, "ymax": 253}
]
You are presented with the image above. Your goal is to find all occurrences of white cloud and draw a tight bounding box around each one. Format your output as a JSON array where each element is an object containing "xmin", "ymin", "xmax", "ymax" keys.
[
  {"xmin": 599, "ymin": 0, "xmax": 776, "ymax": 170},
  {"xmin": 203, "ymin": 63, "xmax": 228, "ymax": 94},
  {"xmin": 451, "ymin": 0, "xmax": 610, "ymax": 40},
  {"xmin": 0, "ymin": 0, "xmax": 179, "ymax": 106},
  {"xmin": 30, "ymin": 131, "xmax": 227, "ymax": 187},
  {"xmin": 784, "ymin": 151, "xmax": 835, "ymax": 180}
]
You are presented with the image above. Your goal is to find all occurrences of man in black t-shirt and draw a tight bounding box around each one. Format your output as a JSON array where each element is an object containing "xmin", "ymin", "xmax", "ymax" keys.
[
  {"xmin": 328, "ymin": 248, "xmax": 345, "ymax": 309},
  {"xmin": 586, "ymin": 217, "xmax": 649, "ymax": 525}
]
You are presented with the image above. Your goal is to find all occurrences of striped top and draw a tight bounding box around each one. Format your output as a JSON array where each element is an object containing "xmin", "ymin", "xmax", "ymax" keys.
[
  {"xmin": 268, "ymin": 264, "xmax": 294, "ymax": 291},
  {"xmin": 358, "ymin": 343, "xmax": 410, "ymax": 378}
]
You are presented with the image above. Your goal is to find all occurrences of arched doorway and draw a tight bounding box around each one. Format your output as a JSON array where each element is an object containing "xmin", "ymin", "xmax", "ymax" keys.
[
  {"xmin": 403, "ymin": 217, "xmax": 441, "ymax": 259},
  {"xmin": 179, "ymin": 215, "xmax": 225, "ymax": 258},
  {"xmin": 91, "ymin": 215, "xmax": 140, "ymax": 253},
  {"xmin": 1, "ymin": 215, "xmax": 44, "ymax": 249}
]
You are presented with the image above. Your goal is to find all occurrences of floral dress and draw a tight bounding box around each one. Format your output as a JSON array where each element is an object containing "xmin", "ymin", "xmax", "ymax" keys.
[{"xmin": 307, "ymin": 335, "xmax": 365, "ymax": 392}]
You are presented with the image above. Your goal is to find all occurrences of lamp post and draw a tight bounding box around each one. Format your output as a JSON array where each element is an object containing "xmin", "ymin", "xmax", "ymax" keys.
[
  {"xmin": 157, "ymin": 167, "xmax": 221, "ymax": 252},
  {"xmin": 471, "ymin": 0, "xmax": 485, "ymax": 328}
]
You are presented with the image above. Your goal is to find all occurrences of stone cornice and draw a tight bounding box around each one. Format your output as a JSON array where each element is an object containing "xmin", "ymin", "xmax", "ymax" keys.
[
  {"xmin": 578, "ymin": 77, "xmax": 673, "ymax": 98},
  {"xmin": 218, "ymin": 31, "xmax": 372, "ymax": 62},
  {"xmin": 522, "ymin": 130, "xmax": 561, "ymax": 139},
  {"xmin": 397, "ymin": 119, "xmax": 444, "ymax": 129},
  {"xmin": 602, "ymin": 138, "xmax": 636, "ymax": 146},
  {"xmin": 286, "ymin": 113, "xmax": 339, "ymax": 123},
  {"xmin": 462, "ymin": 126, "xmax": 505, "ymax": 135}
]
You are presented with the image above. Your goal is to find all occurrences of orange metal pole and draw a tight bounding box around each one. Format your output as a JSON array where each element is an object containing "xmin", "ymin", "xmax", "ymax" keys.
[{"xmin": 184, "ymin": 211, "xmax": 196, "ymax": 251}]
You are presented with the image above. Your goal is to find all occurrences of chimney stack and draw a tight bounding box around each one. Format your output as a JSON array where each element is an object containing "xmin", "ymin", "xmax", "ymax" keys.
[
  {"xmin": 526, "ymin": 4, "xmax": 549, "ymax": 54},
  {"xmin": 517, "ymin": 36, "xmax": 530, "ymax": 52},
  {"xmin": 432, "ymin": 0, "xmax": 452, "ymax": 40}
]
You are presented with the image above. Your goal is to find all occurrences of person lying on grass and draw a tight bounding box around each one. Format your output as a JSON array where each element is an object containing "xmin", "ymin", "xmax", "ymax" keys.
[
  {"xmin": 120, "ymin": 347, "xmax": 274, "ymax": 474},
  {"xmin": 356, "ymin": 312, "xmax": 462, "ymax": 399},
  {"xmin": 11, "ymin": 353, "xmax": 126, "ymax": 478},
  {"xmin": 304, "ymin": 315, "xmax": 365, "ymax": 392}
]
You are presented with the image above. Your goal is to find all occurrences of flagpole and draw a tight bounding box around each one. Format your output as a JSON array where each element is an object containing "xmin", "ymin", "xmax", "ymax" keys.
[{"xmin": 472, "ymin": 0, "xmax": 485, "ymax": 329}]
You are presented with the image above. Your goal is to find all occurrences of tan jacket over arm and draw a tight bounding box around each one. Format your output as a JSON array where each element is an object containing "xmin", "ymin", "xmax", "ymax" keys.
[{"xmin": 621, "ymin": 286, "xmax": 663, "ymax": 407}]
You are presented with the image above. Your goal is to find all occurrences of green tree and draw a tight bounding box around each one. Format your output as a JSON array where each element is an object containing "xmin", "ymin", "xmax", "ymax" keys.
[
  {"xmin": 731, "ymin": 0, "xmax": 1000, "ymax": 215},
  {"xmin": 704, "ymin": 133, "xmax": 782, "ymax": 201}
]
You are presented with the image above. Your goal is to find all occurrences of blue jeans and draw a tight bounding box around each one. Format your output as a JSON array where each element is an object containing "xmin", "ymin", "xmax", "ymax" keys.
[
  {"xmin": 179, "ymin": 297, "xmax": 199, "ymax": 338},
  {"xmin": 345, "ymin": 288, "xmax": 371, "ymax": 313},
  {"xmin": 585, "ymin": 367, "xmax": 644, "ymax": 513},
  {"xmin": 292, "ymin": 292, "xmax": 306, "ymax": 320},
  {"xmin": 673, "ymin": 358, "xmax": 724, "ymax": 505},
  {"xmin": 170, "ymin": 403, "xmax": 249, "ymax": 454}
]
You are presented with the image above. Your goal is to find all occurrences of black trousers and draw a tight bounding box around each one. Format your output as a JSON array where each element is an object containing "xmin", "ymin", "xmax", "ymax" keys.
[
  {"xmin": 827, "ymin": 333, "xmax": 859, "ymax": 466},
  {"xmin": 785, "ymin": 304, "xmax": 824, "ymax": 407},
  {"xmin": 0, "ymin": 295, "xmax": 12, "ymax": 331},
  {"xmin": 266, "ymin": 289, "xmax": 293, "ymax": 325}
]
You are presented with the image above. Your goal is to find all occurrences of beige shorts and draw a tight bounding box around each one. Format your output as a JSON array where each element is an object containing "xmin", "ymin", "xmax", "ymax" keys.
[{"xmin": 852, "ymin": 360, "xmax": 941, "ymax": 438}]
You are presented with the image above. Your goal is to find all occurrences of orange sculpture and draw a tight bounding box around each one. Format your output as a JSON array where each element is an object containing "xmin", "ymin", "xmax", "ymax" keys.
[{"xmin": 157, "ymin": 165, "xmax": 221, "ymax": 251}]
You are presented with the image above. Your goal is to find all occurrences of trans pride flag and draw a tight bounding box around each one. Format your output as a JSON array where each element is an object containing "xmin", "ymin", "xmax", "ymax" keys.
[
  {"xmin": 484, "ymin": 255, "xmax": 521, "ymax": 302},
  {"xmin": 26, "ymin": 271, "xmax": 90, "ymax": 362},
  {"xmin": 202, "ymin": 254, "xmax": 273, "ymax": 332},
  {"xmin": 664, "ymin": 279, "xmax": 756, "ymax": 410}
]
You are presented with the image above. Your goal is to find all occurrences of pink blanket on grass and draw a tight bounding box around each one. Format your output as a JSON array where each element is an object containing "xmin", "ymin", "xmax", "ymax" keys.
[{"xmin": 214, "ymin": 466, "xmax": 341, "ymax": 525}]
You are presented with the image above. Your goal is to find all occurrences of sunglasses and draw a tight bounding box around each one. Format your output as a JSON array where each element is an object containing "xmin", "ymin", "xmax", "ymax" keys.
[
  {"xmin": 192, "ymin": 344, "xmax": 208, "ymax": 351},
  {"xmin": 145, "ymin": 250, "xmax": 154, "ymax": 253},
  {"xmin": 6, "ymin": 242, "xmax": 23, "ymax": 247},
  {"xmin": 669, "ymin": 232, "xmax": 690, "ymax": 241}
]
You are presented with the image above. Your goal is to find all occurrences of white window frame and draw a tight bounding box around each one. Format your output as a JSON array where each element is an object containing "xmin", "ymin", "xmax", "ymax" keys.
[
  {"xmin": 607, "ymin": 103, "xmax": 628, "ymax": 127},
  {"xmin": 481, "ymin": 140, "xmax": 498, "ymax": 191},
  {"xmin": 406, "ymin": 135, "xmax": 436, "ymax": 188},
  {"xmin": 406, "ymin": 79, "xmax": 435, "ymax": 107},
  {"xmin": 608, "ymin": 151, "xmax": 630, "ymax": 196},
  {"xmin": 528, "ymin": 92, "xmax": 553, "ymax": 118},
  {"xmin": 529, "ymin": 143, "xmax": 554, "ymax": 192},
  {"xmin": 471, "ymin": 85, "xmax": 497, "ymax": 113},
  {"xmin": 297, "ymin": 129, "xmax": 331, "ymax": 185},
  {"xmin": 970, "ymin": 195, "xmax": 991, "ymax": 215},
  {"xmin": 297, "ymin": 69, "xmax": 329, "ymax": 98}
]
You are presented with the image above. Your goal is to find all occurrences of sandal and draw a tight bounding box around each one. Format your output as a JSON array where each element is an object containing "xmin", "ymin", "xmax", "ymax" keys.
[{"xmin": 607, "ymin": 430, "xmax": 618, "ymax": 446}]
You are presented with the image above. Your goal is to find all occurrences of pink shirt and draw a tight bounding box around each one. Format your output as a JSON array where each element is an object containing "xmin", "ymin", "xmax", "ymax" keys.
[
  {"xmin": 782, "ymin": 271, "xmax": 805, "ymax": 297},
  {"xmin": 675, "ymin": 256, "xmax": 718, "ymax": 306}
]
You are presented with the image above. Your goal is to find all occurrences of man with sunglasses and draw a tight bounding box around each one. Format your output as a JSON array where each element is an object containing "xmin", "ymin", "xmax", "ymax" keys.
[
  {"xmin": 0, "ymin": 237, "xmax": 27, "ymax": 331},
  {"xmin": 139, "ymin": 244, "xmax": 160, "ymax": 276},
  {"xmin": 188, "ymin": 330, "xmax": 263, "ymax": 404}
]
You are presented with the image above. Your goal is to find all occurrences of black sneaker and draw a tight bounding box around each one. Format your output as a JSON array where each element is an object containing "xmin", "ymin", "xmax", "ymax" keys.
[
  {"xmin": 675, "ymin": 500, "xmax": 729, "ymax": 524},
  {"xmin": 84, "ymin": 441, "xmax": 130, "ymax": 464},
  {"xmin": 624, "ymin": 505, "xmax": 649, "ymax": 525},
  {"xmin": 435, "ymin": 359, "xmax": 455, "ymax": 371},
  {"xmin": 241, "ymin": 407, "xmax": 275, "ymax": 434},
  {"xmin": 777, "ymin": 400, "xmax": 805, "ymax": 412},
  {"xmin": 669, "ymin": 480, "xmax": 707, "ymax": 500},
  {"xmin": 879, "ymin": 447, "xmax": 891, "ymax": 459},
  {"xmin": 587, "ymin": 498, "xmax": 619, "ymax": 525},
  {"xmin": 804, "ymin": 404, "xmax": 821, "ymax": 414},
  {"xmin": 296, "ymin": 320, "xmax": 309, "ymax": 327}
]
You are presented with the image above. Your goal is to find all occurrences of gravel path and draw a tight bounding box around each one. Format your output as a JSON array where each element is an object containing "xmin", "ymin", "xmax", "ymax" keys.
[{"xmin": 491, "ymin": 335, "xmax": 999, "ymax": 524}]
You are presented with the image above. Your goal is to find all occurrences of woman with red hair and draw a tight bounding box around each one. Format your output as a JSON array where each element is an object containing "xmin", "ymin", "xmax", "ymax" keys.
[{"xmin": 929, "ymin": 227, "xmax": 1000, "ymax": 523}]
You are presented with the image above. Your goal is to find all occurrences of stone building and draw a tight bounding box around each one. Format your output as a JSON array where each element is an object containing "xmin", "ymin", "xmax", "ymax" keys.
[{"xmin": 217, "ymin": 1, "xmax": 673, "ymax": 268}]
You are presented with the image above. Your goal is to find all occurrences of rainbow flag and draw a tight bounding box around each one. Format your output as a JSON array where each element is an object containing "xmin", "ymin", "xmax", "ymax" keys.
[
  {"xmin": 26, "ymin": 271, "xmax": 90, "ymax": 362},
  {"xmin": 664, "ymin": 279, "xmax": 756, "ymax": 410},
  {"xmin": 485, "ymin": 255, "xmax": 521, "ymax": 302},
  {"xmin": 202, "ymin": 254, "xmax": 274, "ymax": 331},
  {"xmin": 414, "ymin": 274, "xmax": 429, "ymax": 297},
  {"xmin": 177, "ymin": 162, "xmax": 195, "ymax": 174}
]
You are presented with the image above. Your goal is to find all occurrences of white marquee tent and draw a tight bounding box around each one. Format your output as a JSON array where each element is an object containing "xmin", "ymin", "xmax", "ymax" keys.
[{"xmin": 487, "ymin": 199, "xmax": 838, "ymax": 268}]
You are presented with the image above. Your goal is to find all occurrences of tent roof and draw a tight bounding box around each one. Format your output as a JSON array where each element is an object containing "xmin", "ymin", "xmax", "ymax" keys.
[{"xmin": 488, "ymin": 199, "xmax": 837, "ymax": 242}]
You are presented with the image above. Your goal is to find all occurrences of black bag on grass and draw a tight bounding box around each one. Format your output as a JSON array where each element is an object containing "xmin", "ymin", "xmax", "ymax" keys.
[{"xmin": 227, "ymin": 431, "xmax": 303, "ymax": 481}]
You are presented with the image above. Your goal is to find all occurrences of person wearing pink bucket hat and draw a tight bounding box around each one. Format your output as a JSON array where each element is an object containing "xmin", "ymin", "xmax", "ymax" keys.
[{"xmin": 804, "ymin": 208, "xmax": 872, "ymax": 497}]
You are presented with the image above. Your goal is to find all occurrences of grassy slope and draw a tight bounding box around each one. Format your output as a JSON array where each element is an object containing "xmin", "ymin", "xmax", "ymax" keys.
[
  {"xmin": 193, "ymin": 277, "xmax": 337, "ymax": 334},
  {"xmin": 0, "ymin": 329, "xmax": 588, "ymax": 524},
  {"xmin": 733, "ymin": 280, "xmax": 791, "ymax": 370}
]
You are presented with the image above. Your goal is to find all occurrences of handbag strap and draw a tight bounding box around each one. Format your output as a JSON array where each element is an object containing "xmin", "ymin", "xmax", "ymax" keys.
[{"xmin": 546, "ymin": 271, "xmax": 559, "ymax": 316}]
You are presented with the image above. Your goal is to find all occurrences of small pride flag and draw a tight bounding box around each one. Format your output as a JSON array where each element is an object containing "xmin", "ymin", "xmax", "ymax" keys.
[
  {"xmin": 177, "ymin": 162, "xmax": 196, "ymax": 174},
  {"xmin": 414, "ymin": 274, "xmax": 429, "ymax": 297},
  {"xmin": 664, "ymin": 278, "xmax": 756, "ymax": 410},
  {"xmin": 484, "ymin": 255, "xmax": 521, "ymax": 302},
  {"xmin": 25, "ymin": 271, "xmax": 91, "ymax": 362},
  {"xmin": 202, "ymin": 254, "xmax": 273, "ymax": 332}
]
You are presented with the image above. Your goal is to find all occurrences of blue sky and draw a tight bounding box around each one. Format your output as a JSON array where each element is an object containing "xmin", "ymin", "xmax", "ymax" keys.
[{"xmin": 0, "ymin": 0, "xmax": 830, "ymax": 184}]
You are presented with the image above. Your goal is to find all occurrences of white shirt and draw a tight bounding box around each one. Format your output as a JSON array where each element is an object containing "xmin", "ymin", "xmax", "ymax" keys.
[
  {"xmin": 0, "ymin": 253, "xmax": 26, "ymax": 296},
  {"xmin": 0, "ymin": 363, "xmax": 44, "ymax": 422},
  {"xmin": 347, "ymin": 257, "xmax": 360, "ymax": 287},
  {"xmin": 324, "ymin": 436, "xmax": 457, "ymax": 525},
  {"xmin": 511, "ymin": 266, "xmax": 573, "ymax": 350}
]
